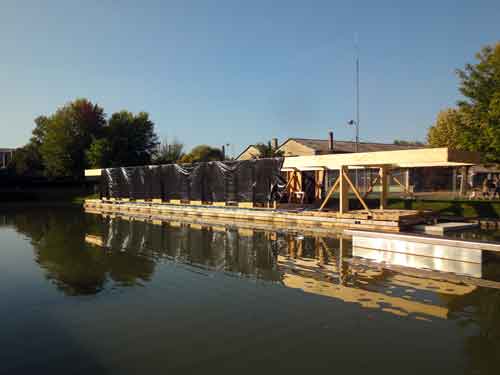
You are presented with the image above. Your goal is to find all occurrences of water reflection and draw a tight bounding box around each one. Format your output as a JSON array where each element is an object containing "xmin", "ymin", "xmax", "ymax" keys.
[
  {"xmin": 4, "ymin": 206, "xmax": 500, "ymax": 373},
  {"xmin": 78, "ymin": 211, "xmax": 500, "ymax": 324},
  {"xmin": 3, "ymin": 207, "xmax": 155, "ymax": 295}
]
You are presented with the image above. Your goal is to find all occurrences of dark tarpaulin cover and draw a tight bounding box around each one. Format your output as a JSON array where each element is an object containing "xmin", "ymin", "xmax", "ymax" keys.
[
  {"xmin": 189, "ymin": 163, "xmax": 208, "ymax": 201},
  {"xmin": 168, "ymin": 164, "xmax": 192, "ymax": 200},
  {"xmin": 102, "ymin": 168, "xmax": 122, "ymax": 198},
  {"xmin": 100, "ymin": 157, "xmax": 284, "ymax": 203},
  {"xmin": 159, "ymin": 164, "xmax": 175, "ymax": 200},
  {"xmin": 222, "ymin": 161, "xmax": 239, "ymax": 202},
  {"xmin": 235, "ymin": 159, "xmax": 255, "ymax": 202},
  {"xmin": 143, "ymin": 166, "xmax": 158, "ymax": 200},
  {"xmin": 150, "ymin": 166, "xmax": 163, "ymax": 200},
  {"xmin": 130, "ymin": 167, "xmax": 146, "ymax": 200},
  {"xmin": 118, "ymin": 167, "xmax": 134, "ymax": 198},
  {"xmin": 209, "ymin": 161, "xmax": 236, "ymax": 202},
  {"xmin": 100, "ymin": 169, "xmax": 110, "ymax": 198},
  {"xmin": 254, "ymin": 158, "xmax": 285, "ymax": 203}
]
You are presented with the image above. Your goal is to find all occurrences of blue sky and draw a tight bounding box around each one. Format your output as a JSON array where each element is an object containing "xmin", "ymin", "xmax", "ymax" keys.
[{"xmin": 1, "ymin": 0, "xmax": 499, "ymax": 156}]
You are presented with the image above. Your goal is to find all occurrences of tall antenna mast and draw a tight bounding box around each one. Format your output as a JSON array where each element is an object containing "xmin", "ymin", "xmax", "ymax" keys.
[
  {"xmin": 355, "ymin": 33, "xmax": 360, "ymax": 153},
  {"xmin": 354, "ymin": 33, "xmax": 360, "ymax": 188}
]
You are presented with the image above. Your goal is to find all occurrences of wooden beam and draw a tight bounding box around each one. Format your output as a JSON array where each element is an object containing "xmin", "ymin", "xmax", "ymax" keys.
[
  {"xmin": 281, "ymin": 147, "xmax": 480, "ymax": 171},
  {"xmin": 392, "ymin": 175, "xmax": 413, "ymax": 198},
  {"xmin": 339, "ymin": 166, "xmax": 349, "ymax": 214},
  {"xmin": 287, "ymin": 171, "xmax": 303, "ymax": 203},
  {"xmin": 362, "ymin": 174, "xmax": 380, "ymax": 200},
  {"xmin": 318, "ymin": 176, "xmax": 340, "ymax": 211},
  {"xmin": 380, "ymin": 166, "xmax": 389, "ymax": 210},
  {"xmin": 314, "ymin": 169, "xmax": 325, "ymax": 200},
  {"xmin": 342, "ymin": 170, "xmax": 370, "ymax": 211},
  {"xmin": 284, "ymin": 170, "xmax": 296, "ymax": 191}
]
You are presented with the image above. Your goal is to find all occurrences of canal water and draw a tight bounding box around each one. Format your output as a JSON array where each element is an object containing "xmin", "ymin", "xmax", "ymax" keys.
[{"xmin": 1, "ymin": 205, "xmax": 500, "ymax": 374}]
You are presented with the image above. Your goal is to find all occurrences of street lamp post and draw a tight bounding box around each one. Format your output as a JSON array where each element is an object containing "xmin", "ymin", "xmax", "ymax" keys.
[{"xmin": 348, "ymin": 119, "xmax": 360, "ymax": 188}]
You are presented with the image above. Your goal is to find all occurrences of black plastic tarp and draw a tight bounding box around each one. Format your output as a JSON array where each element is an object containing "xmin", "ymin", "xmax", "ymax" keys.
[
  {"xmin": 101, "ymin": 168, "xmax": 122, "ymax": 199},
  {"xmin": 235, "ymin": 160, "xmax": 255, "ymax": 202},
  {"xmin": 189, "ymin": 163, "xmax": 208, "ymax": 201},
  {"xmin": 130, "ymin": 167, "xmax": 146, "ymax": 200},
  {"xmin": 100, "ymin": 157, "xmax": 284, "ymax": 203},
  {"xmin": 118, "ymin": 167, "xmax": 134, "ymax": 198},
  {"xmin": 254, "ymin": 158, "xmax": 285, "ymax": 203},
  {"xmin": 163, "ymin": 164, "xmax": 192, "ymax": 200},
  {"xmin": 150, "ymin": 167, "xmax": 162, "ymax": 200}
]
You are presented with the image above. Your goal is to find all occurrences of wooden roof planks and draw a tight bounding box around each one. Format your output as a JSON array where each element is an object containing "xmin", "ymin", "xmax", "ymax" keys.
[{"xmin": 281, "ymin": 147, "xmax": 480, "ymax": 171}]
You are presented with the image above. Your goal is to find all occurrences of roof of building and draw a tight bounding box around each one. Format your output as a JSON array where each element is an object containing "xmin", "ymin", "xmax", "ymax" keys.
[
  {"xmin": 235, "ymin": 138, "xmax": 424, "ymax": 160},
  {"xmin": 280, "ymin": 138, "xmax": 423, "ymax": 154},
  {"xmin": 235, "ymin": 145, "xmax": 261, "ymax": 160},
  {"xmin": 0, "ymin": 148, "xmax": 15, "ymax": 152}
]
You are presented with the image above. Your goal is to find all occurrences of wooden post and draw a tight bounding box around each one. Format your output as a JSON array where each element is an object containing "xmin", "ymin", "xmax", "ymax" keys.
[
  {"xmin": 452, "ymin": 167, "xmax": 457, "ymax": 197},
  {"xmin": 315, "ymin": 169, "xmax": 325, "ymax": 201},
  {"xmin": 339, "ymin": 166, "xmax": 349, "ymax": 214},
  {"xmin": 297, "ymin": 237, "xmax": 303, "ymax": 258},
  {"xmin": 459, "ymin": 166, "xmax": 468, "ymax": 197},
  {"xmin": 405, "ymin": 168, "xmax": 411, "ymax": 193},
  {"xmin": 379, "ymin": 166, "xmax": 389, "ymax": 210}
]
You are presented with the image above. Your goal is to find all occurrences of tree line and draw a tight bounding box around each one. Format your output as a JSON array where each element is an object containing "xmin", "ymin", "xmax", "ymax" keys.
[
  {"xmin": 427, "ymin": 41, "xmax": 500, "ymax": 162},
  {"xmin": 9, "ymin": 99, "xmax": 227, "ymax": 179}
]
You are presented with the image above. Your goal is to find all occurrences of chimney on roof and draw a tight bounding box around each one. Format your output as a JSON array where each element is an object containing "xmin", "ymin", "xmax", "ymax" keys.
[
  {"xmin": 272, "ymin": 138, "xmax": 278, "ymax": 150},
  {"xmin": 328, "ymin": 131, "xmax": 334, "ymax": 152},
  {"xmin": 222, "ymin": 145, "xmax": 226, "ymax": 160}
]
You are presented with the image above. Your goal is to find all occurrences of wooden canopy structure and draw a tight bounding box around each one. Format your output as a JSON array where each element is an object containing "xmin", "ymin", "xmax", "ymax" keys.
[{"xmin": 281, "ymin": 147, "xmax": 480, "ymax": 213}]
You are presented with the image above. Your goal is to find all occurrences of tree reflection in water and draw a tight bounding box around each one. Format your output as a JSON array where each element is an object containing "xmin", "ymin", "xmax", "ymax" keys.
[{"xmin": 8, "ymin": 207, "xmax": 155, "ymax": 295}]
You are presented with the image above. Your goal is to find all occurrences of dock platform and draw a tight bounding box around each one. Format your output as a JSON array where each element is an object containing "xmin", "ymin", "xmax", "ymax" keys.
[
  {"xmin": 84, "ymin": 199, "xmax": 430, "ymax": 232},
  {"xmin": 414, "ymin": 222, "xmax": 479, "ymax": 235}
]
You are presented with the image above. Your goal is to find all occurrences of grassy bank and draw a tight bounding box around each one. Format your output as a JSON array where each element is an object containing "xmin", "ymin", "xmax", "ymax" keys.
[
  {"xmin": 71, "ymin": 194, "xmax": 99, "ymax": 204},
  {"xmin": 388, "ymin": 198, "xmax": 500, "ymax": 218}
]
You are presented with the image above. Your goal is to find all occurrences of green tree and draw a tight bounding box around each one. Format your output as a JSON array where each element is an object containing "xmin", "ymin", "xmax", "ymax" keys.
[
  {"xmin": 456, "ymin": 42, "xmax": 500, "ymax": 162},
  {"xmin": 427, "ymin": 42, "xmax": 500, "ymax": 162},
  {"xmin": 39, "ymin": 99, "xmax": 106, "ymax": 177},
  {"xmin": 253, "ymin": 141, "xmax": 284, "ymax": 158},
  {"xmin": 86, "ymin": 138, "xmax": 112, "ymax": 169},
  {"xmin": 427, "ymin": 108, "xmax": 469, "ymax": 148},
  {"xmin": 8, "ymin": 143, "xmax": 44, "ymax": 176},
  {"xmin": 105, "ymin": 111, "xmax": 158, "ymax": 167},
  {"xmin": 31, "ymin": 115, "xmax": 51, "ymax": 146},
  {"xmin": 153, "ymin": 138, "xmax": 185, "ymax": 164},
  {"xmin": 180, "ymin": 145, "xmax": 224, "ymax": 163}
]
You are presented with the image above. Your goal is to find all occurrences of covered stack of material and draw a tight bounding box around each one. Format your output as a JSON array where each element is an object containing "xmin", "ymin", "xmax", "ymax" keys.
[{"xmin": 100, "ymin": 158, "xmax": 285, "ymax": 204}]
